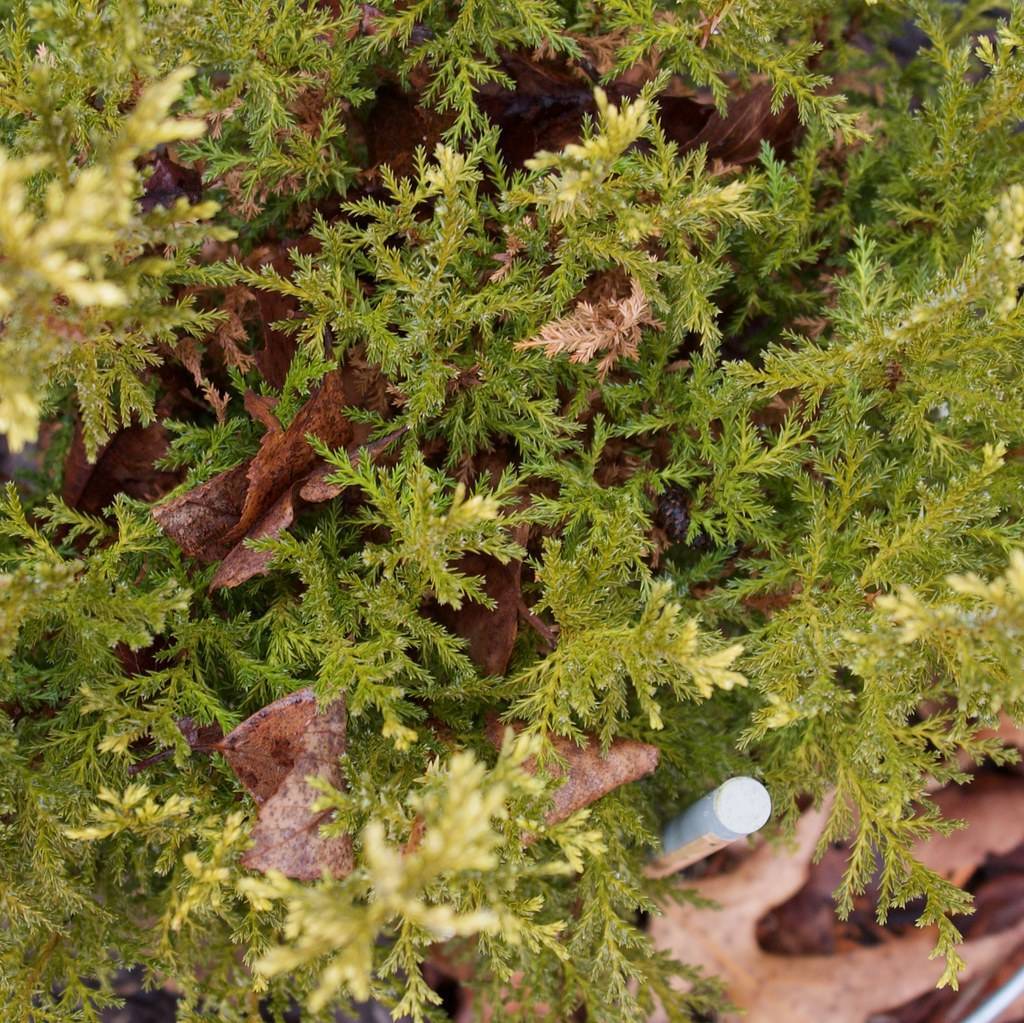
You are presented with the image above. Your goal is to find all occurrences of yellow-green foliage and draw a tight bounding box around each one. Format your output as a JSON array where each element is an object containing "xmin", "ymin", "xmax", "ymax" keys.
[
  {"xmin": 241, "ymin": 735, "xmax": 580, "ymax": 1019},
  {"xmin": 5, "ymin": 1, "xmax": 1024, "ymax": 1022},
  {"xmin": 0, "ymin": 68, "xmax": 230, "ymax": 456}
]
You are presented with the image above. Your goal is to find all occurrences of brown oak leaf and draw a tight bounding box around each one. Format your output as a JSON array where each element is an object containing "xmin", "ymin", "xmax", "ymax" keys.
[
  {"xmin": 475, "ymin": 51, "xmax": 798, "ymax": 173},
  {"xmin": 476, "ymin": 52, "xmax": 603, "ymax": 170},
  {"xmin": 680, "ymin": 83, "xmax": 801, "ymax": 167},
  {"xmin": 363, "ymin": 84, "xmax": 452, "ymax": 181},
  {"xmin": 542, "ymin": 731, "xmax": 660, "ymax": 826},
  {"xmin": 139, "ymin": 151, "xmax": 202, "ymax": 213},
  {"xmin": 649, "ymin": 786, "xmax": 1024, "ymax": 1023},
  {"xmin": 218, "ymin": 688, "xmax": 354, "ymax": 880},
  {"xmin": 486, "ymin": 719, "xmax": 659, "ymax": 826},
  {"xmin": 424, "ymin": 448, "xmax": 534, "ymax": 676},
  {"xmin": 153, "ymin": 356, "xmax": 391, "ymax": 589},
  {"xmin": 208, "ymin": 489, "xmax": 300, "ymax": 590},
  {"xmin": 63, "ymin": 419, "xmax": 180, "ymax": 515},
  {"xmin": 228, "ymin": 367, "xmax": 372, "ymax": 543},
  {"xmin": 297, "ymin": 425, "xmax": 409, "ymax": 503},
  {"xmin": 239, "ymin": 238, "xmax": 320, "ymax": 388},
  {"xmin": 429, "ymin": 553, "xmax": 523, "ymax": 677},
  {"xmin": 152, "ymin": 464, "xmax": 250, "ymax": 564}
]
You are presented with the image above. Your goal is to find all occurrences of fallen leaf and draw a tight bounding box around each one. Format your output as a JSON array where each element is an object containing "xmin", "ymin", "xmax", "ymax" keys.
[
  {"xmin": 881, "ymin": 799, "xmax": 1024, "ymax": 1023},
  {"xmin": 177, "ymin": 716, "xmax": 225, "ymax": 753},
  {"xmin": 458, "ymin": 968, "xmax": 552, "ymax": 1023},
  {"xmin": 422, "ymin": 446, "xmax": 531, "ymax": 675},
  {"xmin": 678, "ymin": 83, "xmax": 801, "ymax": 166},
  {"xmin": 218, "ymin": 688, "xmax": 354, "ymax": 880},
  {"xmin": 755, "ymin": 773, "xmax": 1024, "ymax": 959},
  {"xmin": 138, "ymin": 151, "xmax": 202, "ymax": 213},
  {"xmin": 542, "ymin": 730, "xmax": 660, "ymax": 826},
  {"xmin": 918, "ymin": 775, "xmax": 1024, "ymax": 887},
  {"xmin": 152, "ymin": 463, "xmax": 250, "ymax": 563},
  {"xmin": 242, "ymin": 390, "xmax": 281, "ymax": 432},
  {"xmin": 128, "ymin": 716, "xmax": 224, "ymax": 776},
  {"xmin": 430, "ymin": 554, "xmax": 522, "ymax": 676},
  {"xmin": 476, "ymin": 53, "xmax": 601, "ymax": 170},
  {"xmin": 967, "ymin": 874, "xmax": 1024, "ymax": 943},
  {"xmin": 649, "ymin": 788, "xmax": 1024, "ymax": 1023},
  {"xmin": 886, "ymin": 940, "xmax": 1024, "ymax": 1023},
  {"xmin": 297, "ymin": 425, "xmax": 408, "ymax": 503},
  {"xmin": 242, "ymin": 238, "xmax": 321, "ymax": 389},
  {"xmin": 218, "ymin": 689, "xmax": 318, "ymax": 803},
  {"xmin": 228, "ymin": 366, "xmax": 371, "ymax": 542},
  {"xmin": 63, "ymin": 419, "xmax": 180, "ymax": 515},
  {"xmin": 153, "ymin": 355, "xmax": 392, "ymax": 588},
  {"xmin": 346, "ymin": 3, "xmax": 383, "ymax": 39},
  {"xmin": 485, "ymin": 719, "xmax": 659, "ymax": 826},
  {"xmin": 974, "ymin": 712, "xmax": 1024, "ymax": 755},
  {"xmin": 363, "ymin": 84, "xmax": 452, "ymax": 181},
  {"xmin": 209, "ymin": 488, "xmax": 302, "ymax": 590},
  {"xmin": 573, "ymin": 28, "xmax": 668, "ymax": 90},
  {"xmin": 474, "ymin": 52, "xmax": 797, "ymax": 173}
]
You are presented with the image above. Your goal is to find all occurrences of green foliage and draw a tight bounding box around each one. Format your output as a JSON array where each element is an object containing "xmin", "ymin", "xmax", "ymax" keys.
[
  {"xmin": 5, "ymin": 0, "xmax": 1024, "ymax": 1020},
  {"xmin": 594, "ymin": 0, "xmax": 865, "ymax": 135},
  {"xmin": 0, "ymin": 66, "xmax": 231, "ymax": 456},
  {"xmin": 241, "ymin": 735, "xmax": 579, "ymax": 1021}
]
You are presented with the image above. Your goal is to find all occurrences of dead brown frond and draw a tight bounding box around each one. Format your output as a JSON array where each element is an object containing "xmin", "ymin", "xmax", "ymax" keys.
[{"xmin": 516, "ymin": 276, "xmax": 662, "ymax": 378}]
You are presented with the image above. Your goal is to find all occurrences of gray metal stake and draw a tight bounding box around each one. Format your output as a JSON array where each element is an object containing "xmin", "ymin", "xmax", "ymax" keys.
[
  {"xmin": 646, "ymin": 776, "xmax": 772, "ymax": 878},
  {"xmin": 958, "ymin": 964, "xmax": 1024, "ymax": 1023}
]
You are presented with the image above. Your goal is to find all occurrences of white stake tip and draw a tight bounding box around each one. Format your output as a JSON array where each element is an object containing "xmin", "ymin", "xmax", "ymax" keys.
[{"xmin": 713, "ymin": 776, "xmax": 772, "ymax": 835}]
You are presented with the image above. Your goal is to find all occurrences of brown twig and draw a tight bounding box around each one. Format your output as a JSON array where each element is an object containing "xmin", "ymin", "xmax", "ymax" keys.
[
  {"xmin": 699, "ymin": 0, "xmax": 736, "ymax": 48},
  {"xmin": 516, "ymin": 599, "xmax": 558, "ymax": 651}
]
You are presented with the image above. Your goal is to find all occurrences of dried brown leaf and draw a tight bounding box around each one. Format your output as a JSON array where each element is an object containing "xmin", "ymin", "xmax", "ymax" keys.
[
  {"xmin": 298, "ymin": 425, "xmax": 408, "ymax": 503},
  {"xmin": 346, "ymin": 4, "xmax": 384, "ymax": 40},
  {"xmin": 363, "ymin": 85, "xmax": 452, "ymax": 181},
  {"xmin": 62, "ymin": 419, "xmax": 180, "ymax": 515},
  {"xmin": 218, "ymin": 688, "xmax": 354, "ymax": 880},
  {"xmin": 669, "ymin": 82, "xmax": 801, "ymax": 166},
  {"xmin": 241, "ymin": 239, "xmax": 320, "ymax": 388},
  {"xmin": 698, "ymin": 85, "xmax": 797, "ymax": 163},
  {"xmin": 154, "ymin": 356, "xmax": 392, "ymax": 588},
  {"xmin": 139, "ymin": 152, "xmax": 202, "ymax": 213},
  {"xmin": 219, "ymin": 689, "xmax": 319, "ymax": 804},
  {"xmin": 152, "ymin": 463, "xmax": 250, "ymax": 563},
  {"xmin": 650, "ymin": 788, "xmax": 1024, "ymax": 1023},
  {"xmin": 242, "ymin": 390, "xmax": 281, "ymax": 433},
  {"xmin": 227, "ymin": 367, "xmax": 366, "ymax": 542},
  {"xmin": 430, "ymin": 554, "xmax": 522, "ymax": 676},
  {"xmin": 974, "ymin": 712, "xmax": 1024, "ymax": 754},
  {"xmin": 476, "ymin": 53, "xmax": 600, "ymax": 169},
  {"xmin": 485, "ymin": 720, "xmax": 659, "ymax": 826},
  {"xmin": 128, "ymin": 716, "xmax": 224, "ymax": 776},
  {"xmin": 542, "ymin": 731, "xmax": 659, "ymax": 825},
  {"xmin": 918, "ymin": 775, "xmax": 1024, "ymax": 886},
  {"xmin": 473, "ymin": 51, "xmax": 795, "ymax": 174},
  {"xmin": 209, "ymin": 488, "xmax": 298, "ymax": 589}
]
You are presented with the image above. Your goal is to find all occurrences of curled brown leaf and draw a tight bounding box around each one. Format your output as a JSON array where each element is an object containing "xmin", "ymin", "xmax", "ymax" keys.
[
  {"xmin": 485, "ymin": 719, "xmax": 659, "ymax": 826},
  {"xmin": 153, "ymin": 356, "xmax": 392, "ymax": 588},
  {"xmin": 218, "ymin": 688, "xmax": 354, "ymax": 880},
  {"xmin": 650, "ymin": 787, "xmax": 1024, "ymax": 1023}
]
